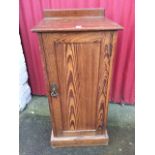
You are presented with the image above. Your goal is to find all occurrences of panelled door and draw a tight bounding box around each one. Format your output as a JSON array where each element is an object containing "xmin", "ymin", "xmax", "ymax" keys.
[{"xmin": 41, "ymin": 31, "xmax": 115, "ymax": 137}]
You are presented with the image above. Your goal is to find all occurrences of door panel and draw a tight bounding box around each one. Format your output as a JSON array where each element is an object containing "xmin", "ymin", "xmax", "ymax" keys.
[
  {"xmin": 41, "ymin": 32, "xmax": 114, "ymax": 136},
  {"xmin": 55, "ymin": 42, "xmax": 100, "ymax": 131}
]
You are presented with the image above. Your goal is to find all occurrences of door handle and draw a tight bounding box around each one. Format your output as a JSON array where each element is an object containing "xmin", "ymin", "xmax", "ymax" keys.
[{"xmin": 51, "ymin": 83, "xmax": 58, "ymax": 97}]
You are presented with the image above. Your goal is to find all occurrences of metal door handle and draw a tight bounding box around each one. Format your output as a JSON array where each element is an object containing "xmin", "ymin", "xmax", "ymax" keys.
[{"xmin": 51, "ymin": 83, "xmax": 58, "ymax": 97}]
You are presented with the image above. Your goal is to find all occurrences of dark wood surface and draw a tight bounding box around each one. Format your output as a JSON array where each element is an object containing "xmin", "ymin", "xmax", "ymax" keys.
[
  {"xmin": 33, "ymin": 9, "xmax": 122, "ymax": 147},
  {"xmin": 32, "ymin": 9, "xmax": 123, "ymax": 32},
  {"xmin": 44, "ymin": 8, "xmax": 105, "ymax": 18}
]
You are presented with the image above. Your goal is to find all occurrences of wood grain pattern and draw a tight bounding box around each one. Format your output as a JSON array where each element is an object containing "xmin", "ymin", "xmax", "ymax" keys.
[
  {"xmin": 53, "ymin": 42, "xmax": 80, "ymax": 131},
  {"xmin": 96, "ymin": 32, "xmax": 114, "ymax": 131},
  {"xmin": 64, "ymin": 43, "xmax": 80, "ymax": 131},
  {"xmin": 52, "ymin": 35, "xmax": 101, "ymax": 131},
  {"xmin": 33, "ymin": 9, "xmax": 122, "ymax": 147}
]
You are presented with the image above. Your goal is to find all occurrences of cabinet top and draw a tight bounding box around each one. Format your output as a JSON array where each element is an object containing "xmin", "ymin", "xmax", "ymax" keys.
[{"xmin": 32, "ymin": 9, "xmax": 123, "ymax": 32}]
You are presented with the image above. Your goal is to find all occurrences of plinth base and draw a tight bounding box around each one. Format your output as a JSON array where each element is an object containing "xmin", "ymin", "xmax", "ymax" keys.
[{"xmin": 50, "ymin": 130, "xmax": 109, "ymax": 148}]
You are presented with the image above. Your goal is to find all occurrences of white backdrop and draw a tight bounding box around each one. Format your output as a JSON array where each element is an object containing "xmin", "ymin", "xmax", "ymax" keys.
[{"xmin": 19, "ymin": 41, "xmax": 31, "ymax": 111}]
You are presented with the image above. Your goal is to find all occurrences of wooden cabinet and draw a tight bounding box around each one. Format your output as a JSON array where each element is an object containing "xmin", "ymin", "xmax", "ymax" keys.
[{"xmin": 32, "ymin": 9, "xmax": 122, "ymax": 147}]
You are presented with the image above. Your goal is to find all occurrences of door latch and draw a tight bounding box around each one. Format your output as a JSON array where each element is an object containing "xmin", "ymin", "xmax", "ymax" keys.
[{"xmin": 51, "ymin": 83, "xmax": 58, "ymax": 97}]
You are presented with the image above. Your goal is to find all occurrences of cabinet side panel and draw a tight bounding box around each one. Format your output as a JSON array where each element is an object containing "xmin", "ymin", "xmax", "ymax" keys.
[
  {"xmin": 96, "ymin": 31, "xmax": 117, "ymax": 131},
  {"xmin": 104, "ymin": 31, "xmax": 118, "ymax": 127}
]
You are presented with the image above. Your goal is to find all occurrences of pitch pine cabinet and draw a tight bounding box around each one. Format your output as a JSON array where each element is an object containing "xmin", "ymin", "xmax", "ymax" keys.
[{"xmin": 32, "ymin": 9, "xmax": 122, "ymax": 147}]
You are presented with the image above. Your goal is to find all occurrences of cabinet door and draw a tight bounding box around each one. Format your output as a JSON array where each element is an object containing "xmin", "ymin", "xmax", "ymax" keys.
[{"xmin": 41, "ymin": 31, "xmax": 116, "ymax": 136}]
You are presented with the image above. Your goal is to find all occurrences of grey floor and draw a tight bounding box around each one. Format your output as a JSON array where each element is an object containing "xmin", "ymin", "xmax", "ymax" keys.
[{"xmin": 19, "ymin": 96, "xmax": 135, "ymax": 155}]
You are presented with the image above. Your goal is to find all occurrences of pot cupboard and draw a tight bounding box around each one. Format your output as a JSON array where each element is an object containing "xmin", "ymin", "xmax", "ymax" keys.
[{"xmin": 32, "ymin": 8, "xmax": 122, "ymax": 147}]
